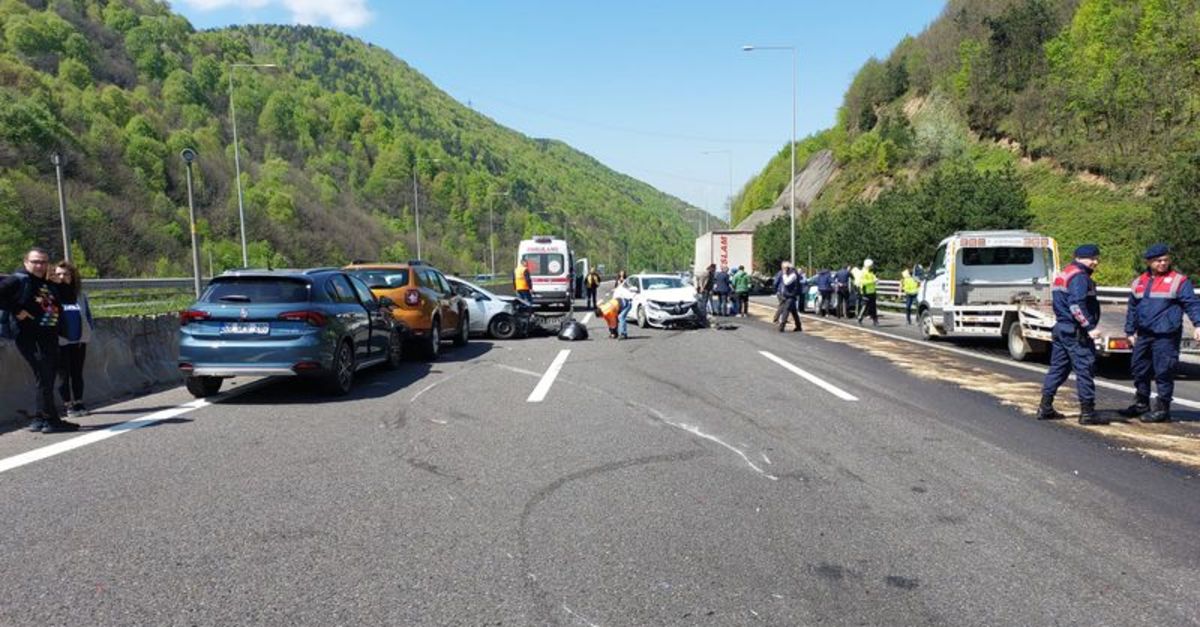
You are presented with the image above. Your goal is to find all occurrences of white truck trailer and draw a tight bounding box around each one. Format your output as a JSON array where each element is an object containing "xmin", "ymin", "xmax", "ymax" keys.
[
  {"xmin": 694, "ymin": 231, "xmax": 753, "ymax": 280},
  {"xmin": 917, "ymin": 230, "xmax": 1140, "ymax": 361}
]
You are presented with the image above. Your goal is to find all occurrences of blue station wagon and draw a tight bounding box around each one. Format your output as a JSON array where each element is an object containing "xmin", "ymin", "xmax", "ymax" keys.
[{"xmin": 178, "ymin": 268, "xmax": 404, "ymax": 397}]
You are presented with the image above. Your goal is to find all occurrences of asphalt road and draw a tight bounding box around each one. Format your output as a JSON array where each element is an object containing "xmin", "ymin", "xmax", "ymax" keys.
[{"xmin": 1, "ymin": 291, "xmax": 1198, "ymax": 625}]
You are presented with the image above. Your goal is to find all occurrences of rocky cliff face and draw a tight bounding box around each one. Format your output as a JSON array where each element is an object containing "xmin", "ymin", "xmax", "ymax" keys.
[{"xmin": 734, "ymin": 150, "xmax": 837, "ymax": 231}]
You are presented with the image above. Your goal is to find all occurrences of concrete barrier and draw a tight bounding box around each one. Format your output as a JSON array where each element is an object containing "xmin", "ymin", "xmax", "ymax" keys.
[{"xmin": 0, "ymin": 314, "xmax": 180, "ymax": 428}]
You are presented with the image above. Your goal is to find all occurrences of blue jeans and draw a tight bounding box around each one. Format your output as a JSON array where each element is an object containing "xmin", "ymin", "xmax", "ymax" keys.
[
  {"xmin": 904, "ymin": 294, "xmax": 917, "ymax": 323},
  {"xmin": 716, "ymin": 293, "xmax": 729, "ymax": 316},
  {"xmin": 617, "ymin": 298, "xmax": 632, "ymax": 337}
]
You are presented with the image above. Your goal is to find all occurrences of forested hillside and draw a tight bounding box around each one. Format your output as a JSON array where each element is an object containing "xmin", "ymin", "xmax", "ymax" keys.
[
  {"xmin": 736, "ymin": 0, "xmax": 1200, "ymax": 285},
  {"xmin": 0, "ymin": 0, "xmax": 706, "ymax": 277}
]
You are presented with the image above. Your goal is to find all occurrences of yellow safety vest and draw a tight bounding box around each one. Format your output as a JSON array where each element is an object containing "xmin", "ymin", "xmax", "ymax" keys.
[
  {"xmin": 901, "ymin": 276, "xmax": 920, "ymax": 295},
  {"xmin": 514, "ymin": 267, "xmax": 530, "ymax": 291},
  {"xmin": 859, "ymin": 270, "xmax": 878, "ymax": 295}
]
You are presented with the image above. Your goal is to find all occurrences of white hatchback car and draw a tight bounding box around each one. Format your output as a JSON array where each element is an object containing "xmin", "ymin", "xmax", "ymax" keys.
[
  {"xmin": 447, "ymin": 276, "xmax": 526, "ymax": 339},
  {"xmin": 622, "ymin": 273, "xmax": 704, "ymax": 328}
]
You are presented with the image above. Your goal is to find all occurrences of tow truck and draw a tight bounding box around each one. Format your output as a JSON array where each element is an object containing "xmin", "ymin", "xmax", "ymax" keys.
[{"xmin": 915, "ymin": 230, "xmax": 1170, "ymax": 361}]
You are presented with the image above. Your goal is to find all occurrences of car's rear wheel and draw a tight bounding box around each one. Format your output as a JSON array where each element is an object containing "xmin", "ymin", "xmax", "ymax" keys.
[
  {"xmin": 325, "ymin": 340, "xmax": 355, "ymax": 396},
  {"xmin": 423, "ymin": 319, "xmax": 441, "ymax": 359},
  {"xmin": 453, "ymin": 313, "xmax": 469, "ymax": 347},
  {"xmin": 185, "ymin": 375, "xmax": 222, "ymax": 398},
  {"xmin": 489, "ymin": 314, "xmax": 516, "ymax": 339},
  {"xmin": 385, "ymin": 330, "xmax": 404, "ymax": 370}
]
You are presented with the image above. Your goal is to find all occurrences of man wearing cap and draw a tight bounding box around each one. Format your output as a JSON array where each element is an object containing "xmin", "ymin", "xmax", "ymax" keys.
[
  {"xmin": 1118, "ymin": 244, "xmax": 1200, "ymax": 422},
  {"xmin": 1038, "ymin": 244, "xmax": 1108, "ymax": 425}
]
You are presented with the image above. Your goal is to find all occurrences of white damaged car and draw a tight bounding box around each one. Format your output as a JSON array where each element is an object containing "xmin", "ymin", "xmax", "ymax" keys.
[{"xmin": 623, "ymin": 273, "xmax": 704, "ymax": 329}]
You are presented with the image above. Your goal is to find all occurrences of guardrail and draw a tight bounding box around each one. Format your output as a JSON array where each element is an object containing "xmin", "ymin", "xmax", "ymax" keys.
[{"xmin": 871, "ymin": 279, "xmax": 1127, "ymax": 307}]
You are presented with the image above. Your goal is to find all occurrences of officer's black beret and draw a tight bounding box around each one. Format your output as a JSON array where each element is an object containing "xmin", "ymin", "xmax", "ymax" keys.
[{"xmin": 1143, "ymin": 243, "xmax": 1170, "ymax": 259}]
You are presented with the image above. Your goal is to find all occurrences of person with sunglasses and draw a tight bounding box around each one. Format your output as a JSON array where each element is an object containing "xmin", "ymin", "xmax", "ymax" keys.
[{"xmin": 0, "ymin": 247, "xmax": 78, "ymax": 432}]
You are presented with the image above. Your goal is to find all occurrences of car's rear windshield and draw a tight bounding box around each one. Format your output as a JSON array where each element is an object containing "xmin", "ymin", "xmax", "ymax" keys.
[
  {"xmin": 961, "ymin": 247, "xmax": 1035, "ymax": 266},
  {"xmin": 202, "ymin": 278, "xmax": 311, "ymax": 303},
  {"xmin": 522, "ymin": 253, "xmax": 565, "ymax": 276},
  {"xmin": 347, "ymin": 269, "xmax": 410, "ymax": 289}
]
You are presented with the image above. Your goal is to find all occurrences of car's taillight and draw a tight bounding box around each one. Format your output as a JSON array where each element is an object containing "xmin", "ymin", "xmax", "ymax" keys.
[
  {"xmin": 1108, "ymin": 337, "xmax": 1131, "ymax": 351},
  {"xmin": 278, "ymin": 311, "xmax": 328, "ymax": 326},
  {"xmin": 178, "ymin": 363, "xmax": 194, "ymax": 372},
  {"xmin": 404, "ymin": 289, "xmax": 420, "ymax": 306},
  {"xmin": 179, "ymin": 309, "xmax": 210, "ymax": 326}
]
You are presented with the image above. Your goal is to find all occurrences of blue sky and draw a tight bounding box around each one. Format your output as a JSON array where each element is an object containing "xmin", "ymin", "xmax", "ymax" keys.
[{"xmin": 175, "ymin": 1, "xmax": 947, "ymax": 221}]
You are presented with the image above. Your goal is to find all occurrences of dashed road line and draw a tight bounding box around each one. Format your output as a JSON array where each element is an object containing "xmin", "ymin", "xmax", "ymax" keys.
[
  {"xmin": 528, "ymin": 349, "xmax": 571, "ymax": 403},
  {"xmin": 760, "ymin": 350, "xmax": 859, "ymax": 401}
]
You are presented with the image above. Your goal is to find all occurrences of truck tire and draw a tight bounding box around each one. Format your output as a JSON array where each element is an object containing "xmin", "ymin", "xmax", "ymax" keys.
[
  {"xmin": 1007, "ymin": 322, "xmax": 1032, "ymax": 361},
  {"xmin": 919, "ymin": 309, "xmax": 938, "ymax": 341}
]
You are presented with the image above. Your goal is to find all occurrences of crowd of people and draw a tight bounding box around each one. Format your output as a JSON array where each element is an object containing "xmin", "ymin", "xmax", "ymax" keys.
[{"xmin": 1, "ymin": 247, "xmax": 95, "ymax": 434}]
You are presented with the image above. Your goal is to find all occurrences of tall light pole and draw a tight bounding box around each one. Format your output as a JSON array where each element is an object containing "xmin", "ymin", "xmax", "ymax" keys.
[
  {"xmin": 50, "ymin": 152, "xmax": 71, "ymax": 263},
  {"xmin": 181, "ymin": 148, "xmax": 202, "ymax": 297},
  {"xmin": 702, "ymin": 149, "xmax": 734, "ymax": 226},
  {"xmin": 413, "ymin": 157, "xmax": 441, "ymax": 260},
  {"xmin": 228, "ymin": 62, "xmax": 278, "ymax": 268},
  {"xmin": 487, "ymin": 190, "xmax": 510, "ymax": 277},
  {"xmin": 743, "ymin": 44, "xmax": 796, "ymax": 264}
]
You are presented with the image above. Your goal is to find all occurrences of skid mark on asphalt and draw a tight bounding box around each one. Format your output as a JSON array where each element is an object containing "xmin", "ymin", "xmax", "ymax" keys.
[{"xmin": 748, "ymin": 303, "xmax": 1200, "ymax": 471}]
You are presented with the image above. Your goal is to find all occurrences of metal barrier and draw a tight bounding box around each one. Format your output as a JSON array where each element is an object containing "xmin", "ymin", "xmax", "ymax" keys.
[{"xmin": 872, "ymin": 278, "xmax": 1127, "ymax": 308}]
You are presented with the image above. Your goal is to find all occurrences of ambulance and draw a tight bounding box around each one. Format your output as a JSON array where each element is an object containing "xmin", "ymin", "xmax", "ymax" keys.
[{"xmin": 517, "ymin": 236, "xmax": 574, "ymax": 308}]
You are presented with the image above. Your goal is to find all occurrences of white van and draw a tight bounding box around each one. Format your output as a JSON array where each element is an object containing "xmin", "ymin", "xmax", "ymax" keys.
[{"xmin": 518, "ymin": 236, "xmax": 573, "ymax": 308}]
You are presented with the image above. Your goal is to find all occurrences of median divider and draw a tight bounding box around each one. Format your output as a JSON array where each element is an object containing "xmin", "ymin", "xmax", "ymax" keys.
[{"xmin": 0, "ymin": 314, "xmax": 181, "ymax": 430}]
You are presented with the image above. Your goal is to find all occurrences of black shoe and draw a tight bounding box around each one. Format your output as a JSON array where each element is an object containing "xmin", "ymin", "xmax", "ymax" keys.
[
  {"xmin": 27, "ymin": 417, "xmax": 47, "ymax": 433},
  {"xmin": 1035, "ymin": 396, "xmax": 1064, "ymax": 420},
  {"xmin": 41, "ymin": 419, "xmax": 80, "ymax": 433},
  {"xmin": 1118, "ymin": 396, "xmax": 1151, "ymax": 418},
  {"xmin": 1077, "ymin": 403, "xmax": 1108, "ymax": 426},
  {"xmin": 1141, "ymin": 399, "xmax": 1171, "ymax": 423}
]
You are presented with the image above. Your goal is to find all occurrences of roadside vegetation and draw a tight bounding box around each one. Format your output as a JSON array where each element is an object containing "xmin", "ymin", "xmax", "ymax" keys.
[
  {"xmin": 738, "ymin": 0, "xmax": 1200, "ymax": 284},
  {"xmin": 0, "ymin": 1, "xmax": 704, "ymax": 279}
]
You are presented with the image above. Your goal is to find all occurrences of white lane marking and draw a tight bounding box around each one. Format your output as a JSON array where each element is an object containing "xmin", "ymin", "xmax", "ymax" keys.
[
  {"xmin": 0, "ymin": 381, "xmax": 263, "ymax": 475},
  {"xmin": 581, "ymin": 312, "xmax": 593, "ymax": 325},
  {"xmin": 527, "ymin": 349, "xmax": 571, "ymax": 403},
  {"xmin": 760, "ymin": 350, "xmax": 859, "ymax": 401},
  {"xmin": 765, "ymin": 304, "xmax": 1200, "ymax": 411}
]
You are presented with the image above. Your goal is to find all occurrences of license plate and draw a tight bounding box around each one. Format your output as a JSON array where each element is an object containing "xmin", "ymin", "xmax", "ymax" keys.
[{"xmin": 220, "ymin": 322, "xmax": 269, "ymax": 335}]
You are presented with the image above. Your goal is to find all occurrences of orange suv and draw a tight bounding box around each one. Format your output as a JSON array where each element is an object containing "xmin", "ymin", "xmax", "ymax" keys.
[{"xmin": 344, "ymin": 262, "xmax": 469, "ymax": 358}]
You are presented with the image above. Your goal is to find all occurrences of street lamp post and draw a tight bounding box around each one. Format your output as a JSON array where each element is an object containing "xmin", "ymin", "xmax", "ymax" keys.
[
  {"xmin": 487, "ymin": 190, "xmax": 510, "ymax": 278},
  {"xmin": 50, "ymin": 152, "xmax": 71, "ymax": 263},
  {"xmin": 743, "ymin": 44, "xmax": 796, "ymax": 265},
  {"xmin": 412, "ymin": 157, "xmax": 441, "ymax": 261},
  {"xmin": 702, "ymin": 149, "xmax": 734, "ymax": 226},
  {"xmin": 181, "ymin": 148, "xmax": 202, "ymax": 297},
  {"xmin": 228, "ymin": 62, "xmax": 278, "ymax": 268}
]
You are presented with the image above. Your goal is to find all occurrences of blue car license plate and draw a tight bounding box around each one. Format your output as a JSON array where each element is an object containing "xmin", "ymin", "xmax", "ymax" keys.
[{"xmin": 220, "ymin": 322, "xmax": 270, "ymax": 335}]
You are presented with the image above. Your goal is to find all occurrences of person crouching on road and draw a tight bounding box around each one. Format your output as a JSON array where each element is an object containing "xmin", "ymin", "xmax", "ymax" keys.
[
  {"xmin": 774, "ymin": 261, "xmax": 803, "ymax": 332},
  {"xmin": 612, "ymin": 277, "xmax": 636, "ymax": 339},
  {"xmin": 1118, "ymin": 244, "xmax": 1200, "ymax": 423},
  {"xmin": 513, "ymin": 259, "xmax": 532, "ymax": 305},
  {"xmin": 597, "ymin": 298, "xmax": 621, "ymax": 339},
  {"xmin": 0, "ymin": 247, "xmax": 78, "ymax": 433},
  {"xmin": 901, "ymin": 268, "xmax": 920, "ymax": 325},
  {"xmin": 1038, "ymin": 244, "xmax": 1108, "ymax": 425},
  {"xmin": 53, "ymin": 261, "xmax": 94, "ymax": 418},
  {"xmin": 856, "ymin": 259, "xmax": 879, "ymax": 326}
]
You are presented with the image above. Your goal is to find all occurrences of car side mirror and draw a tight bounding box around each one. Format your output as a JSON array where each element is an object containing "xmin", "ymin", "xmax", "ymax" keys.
[
  {"xmin": 378, "ymin": 296, "xmax": 395, "ymax": 307},
  {"xmin": 934, "ymin": 268, "xmax": 946, "ymax": 277},
  {"xmin": 474, "ymin": 294, "xmax": 487, "ymax": 301}
]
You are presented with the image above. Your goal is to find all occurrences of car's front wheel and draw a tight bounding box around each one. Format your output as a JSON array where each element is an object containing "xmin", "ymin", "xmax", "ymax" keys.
[
  {"xmin": 637, "ymin": 305, "xmax": 648, "ymax": 328},
  {"xmin": 325, "ymin": 340, "xmax": 355, "ymax": 396},
  {"xmin": 422, "ymin": 319, "xmax": 441, "ymax": 360},
  {"xmin": 185, "ymin": 375, "xmax": 222, "ymax": 398},
  {"xmin": 489, "ymin": 314, "xmax": 516, "ymax": 339}
]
